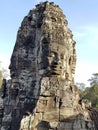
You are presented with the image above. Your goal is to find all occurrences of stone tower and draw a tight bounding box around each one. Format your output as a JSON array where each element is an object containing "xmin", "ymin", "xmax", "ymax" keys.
[{"xmin": 0, "ymin": 1, "xmax": 97, "ymax": 130}]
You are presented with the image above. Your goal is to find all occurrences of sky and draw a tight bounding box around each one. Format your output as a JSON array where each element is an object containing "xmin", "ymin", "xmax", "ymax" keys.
[{"xmin": 0, "ymin": 0, "xmax": 98, "ymax": 86}]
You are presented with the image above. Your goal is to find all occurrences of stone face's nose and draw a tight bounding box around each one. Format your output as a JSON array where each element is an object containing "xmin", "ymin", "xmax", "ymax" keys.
[{"xmin": 50, "ymin": 52, "xmax": 59, "ymax": 67}]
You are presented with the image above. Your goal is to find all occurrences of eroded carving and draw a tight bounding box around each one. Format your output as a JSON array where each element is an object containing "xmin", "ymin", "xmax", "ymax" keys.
[{"xmin": 0, "ymin": 2, "xmax": 97, "ymax": 130}]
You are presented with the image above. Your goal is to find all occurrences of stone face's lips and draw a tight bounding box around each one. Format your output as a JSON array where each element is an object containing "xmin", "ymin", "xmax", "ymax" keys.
[{"xmin": 0, "ymin": 2, "xmax": 97, "ymax": 130}]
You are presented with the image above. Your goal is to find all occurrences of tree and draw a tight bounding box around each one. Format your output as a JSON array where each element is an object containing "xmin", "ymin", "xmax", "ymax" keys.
[
  {"xmin": 2, "ymin": 68, "xmax": 9, "ymax": 79},
  {"xmin": 0, "ymin": 61, "xmax": 9, "ymax": 87},
  {"xmin": 76, "ymin": 82, "xmax": 85, "ymax": 91},
  {"xmin": 78, "ymin": 73, "xmax": 98, "ymax": 108},
  {"xmin": 88, "ymin": 73, "xmax": 98, "ymax": 87},
  {"xmin": 76, "ymin": 82, "xmax": 86, "ymax": 98},
  {"xmin": 82, "ymin": 84, "xmax": 98, "ymax": 108}
]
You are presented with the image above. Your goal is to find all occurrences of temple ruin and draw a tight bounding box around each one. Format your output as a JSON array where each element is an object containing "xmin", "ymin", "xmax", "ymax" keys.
[{"xmin": 0, "ymin": 1, "xmax": 98, "ymax": 130}]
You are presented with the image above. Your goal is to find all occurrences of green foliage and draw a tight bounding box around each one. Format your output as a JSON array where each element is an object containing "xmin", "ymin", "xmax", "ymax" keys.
[
  {"xmin": 79, "ymin": 73, "xmax": 98, "ymax": 108},
  {"xmin": 76, "ymin": 82, "xmax": 86, "ymax": 98},
  {"xmin": 82, "ymin": 85, "xmax": 98, "ymax": 107},
  {"xmin": 88, "ymin": 73, "xmax": 98, "ymax": 86}
]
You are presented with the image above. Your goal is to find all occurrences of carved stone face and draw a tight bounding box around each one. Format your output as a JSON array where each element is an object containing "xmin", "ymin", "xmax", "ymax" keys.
[
  {"xmin": 45, "ymin": 43, "xmax": 76, "ymax": 82},
  {"xmin": 48, "ymin": 51, "xmax": 60, "ymax": 74}
]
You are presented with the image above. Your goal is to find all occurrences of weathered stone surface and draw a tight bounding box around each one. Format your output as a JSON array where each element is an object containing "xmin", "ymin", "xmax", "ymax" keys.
[{"xmin": 0, "ymin": 1, "xmax": 98, "ymax": 130}]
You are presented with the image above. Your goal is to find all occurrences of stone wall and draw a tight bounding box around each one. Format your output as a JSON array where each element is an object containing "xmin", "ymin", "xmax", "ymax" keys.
[{"xmin": 0, "ymin": 1, "xmax": 97, "ymax": 130}]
